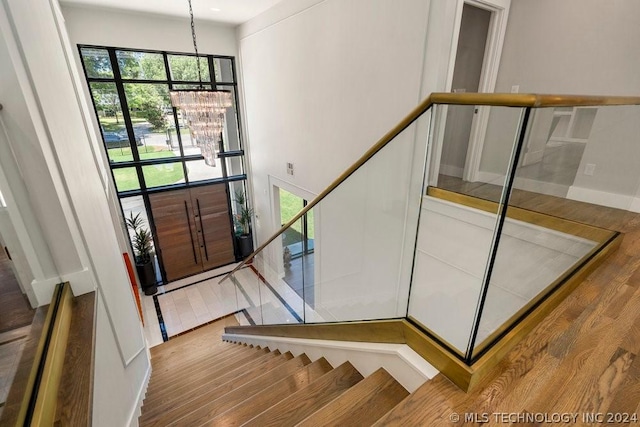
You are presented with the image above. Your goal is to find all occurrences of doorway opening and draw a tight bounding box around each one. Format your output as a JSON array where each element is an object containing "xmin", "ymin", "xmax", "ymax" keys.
[
  {"xmin": 439, "ymin": 3, "xmax": 491, "ymax": 179},
  {"xmin": 279, "ymin": 188, "xmax": 315, "ymax": 307},
  {"xmin": 430, "ymin": 0, "xmax": 511, "ymax": 185}
]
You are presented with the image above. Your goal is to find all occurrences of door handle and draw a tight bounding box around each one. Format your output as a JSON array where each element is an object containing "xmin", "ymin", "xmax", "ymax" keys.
[
  {"xmin": 196, "ymin": 198, "xmax": 209, "ymax": 261},
  {"xmin": 184, "ymin": 201, "xmax": 198, "ymax": 264}
]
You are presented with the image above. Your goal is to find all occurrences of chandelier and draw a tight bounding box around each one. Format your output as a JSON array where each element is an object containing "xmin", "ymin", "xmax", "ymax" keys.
[{"xmin": 170, "ymin": 0, "xmax": 232, "ymax": 166}]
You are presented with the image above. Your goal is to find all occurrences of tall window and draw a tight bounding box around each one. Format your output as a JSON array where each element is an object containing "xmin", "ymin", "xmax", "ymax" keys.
[
  {"xmin": 79, "ymin": 46, "xmax": 245, "ymax": 193},
  {"xmin": 79, "ymin": 45, "xmax": 247, "ymax": 284}
]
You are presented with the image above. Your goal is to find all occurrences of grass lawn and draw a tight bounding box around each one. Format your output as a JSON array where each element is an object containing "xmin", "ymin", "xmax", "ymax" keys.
[
  {"xmin": 100, "ymin": 116, "xmax": 146, "ymax": 131},
  {"xmin": 280, "ymin": 189, "xmax": 315, "ymax": 246},
  {"xmin": 111, "ymin": 147, "xmax": 183, "ymax": 191},
  {"xmin": 108, "ymin": 145, "xmax": 176, "ymax": 163}
]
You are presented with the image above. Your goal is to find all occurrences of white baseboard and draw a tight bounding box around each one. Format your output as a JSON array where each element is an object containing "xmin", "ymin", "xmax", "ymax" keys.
[
  {"xmin": 475, "ymin": 170, "xmax": 504, "ymax": 184},
  {"xmin": 31, "ymin": 276, "xmax": 64, "ymax": 306},
  {"xmin": 62, "ymin": 267, "xmax": 96, "ymax": 296},
  {"xmin": 439, "ymin": 164, "xmax": 464, "ymax": 178},
  {"xmin": 222, "ymin": 333, "xmax": 438, "ymax": 393},
  {"xmin": 513, "ymin": 177, "xmax": 569, "ymax": 198},
  {"xmin": 128, "ymin": 363, "xmax": 152, "ymax": 427},
  {"xmin": 567, "ymin": 185, "xmax": 640, "ymax": 213},
  {"xmin": 475, "ymin": 171, "xmax": 569, "ymax": 198},
  {"xmin": 476, "ymin": 171, "xmax": 640, "ymax": 212}
]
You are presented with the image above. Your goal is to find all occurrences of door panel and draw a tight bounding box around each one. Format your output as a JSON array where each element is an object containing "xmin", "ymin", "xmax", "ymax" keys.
[
  {"xmin": 190, "ymin": 184, "xmax": 235, "ymax": 270},
  {"xmin": 149, "ymin": 189, "xmax": 202, "ymax": 281}
]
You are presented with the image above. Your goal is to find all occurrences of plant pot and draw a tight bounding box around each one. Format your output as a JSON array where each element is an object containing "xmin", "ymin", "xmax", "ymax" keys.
[
  {"xmin": 136, "ymin": 261, "xmax": 157, "ymax": 295},
  {"xmin": 236, "ymin": 234, "xmax": 254, "ymax": 259}
]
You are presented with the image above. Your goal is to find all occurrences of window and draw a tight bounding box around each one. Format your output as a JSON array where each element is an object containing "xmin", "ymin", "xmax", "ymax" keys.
[
  {"xmin": 79, "ymin": 45, "xmax": 245, "ymax": 195},
  {"xmin": 80, "ymin": 45, "xmax": 247, "ymax": 284}
]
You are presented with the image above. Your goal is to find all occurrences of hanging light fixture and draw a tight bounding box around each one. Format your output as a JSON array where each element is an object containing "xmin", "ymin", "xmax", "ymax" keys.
[{"xmin": 170, "ymin": 0, "xmax": 232, "ymax": 166}]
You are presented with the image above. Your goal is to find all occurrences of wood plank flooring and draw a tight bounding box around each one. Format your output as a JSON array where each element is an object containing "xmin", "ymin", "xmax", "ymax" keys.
[
  {"xmin": 393, "ymin": 176, "xmax": 640, "ymax": 425},
  {"xmin": 143, "ymin": 176, "xmax": 640, "ymax": 425},
  {"xmin": 142, "ymin": 319, "xmax": 408, "ymax": 426}
]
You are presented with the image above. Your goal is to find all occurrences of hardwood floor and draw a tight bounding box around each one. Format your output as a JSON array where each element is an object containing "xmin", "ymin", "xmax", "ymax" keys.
[
  {"xmin": 393, "ymin": 176, "xmax": 640, "ymax": 425},
  {"xmin": 144, "ymin": 177, "xmax": 640, "ymax": 424}
]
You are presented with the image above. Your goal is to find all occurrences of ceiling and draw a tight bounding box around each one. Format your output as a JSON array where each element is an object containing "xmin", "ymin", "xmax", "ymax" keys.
[{"xmin": 59, "ymin": 0, "xmax": 286, "ymax": 25}]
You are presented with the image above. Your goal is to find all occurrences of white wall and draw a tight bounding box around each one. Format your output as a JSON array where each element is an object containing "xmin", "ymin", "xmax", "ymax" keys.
[
  {"xmin": 494, "ymin": 0, "xmax": 640, "ymax": 96},
  {"xmin": 478, "ymin": 0, "xmax": 640, "ymax": 209},
  {"xmin": 239, "ymin": 0, "xmax": 431, "ymax": 218},
  {"xmin": 237, "ymin": 0, "xmax": 448, "ymax": 318},
  {"xmin": 1, "ymin": 0, "xmax": 150, "ymax": 423},
  {"xmin": 93, "ymin": 292, "xmax": 150, "ymax": 427},
  {"xmin": 0, "ymin": 12, "xmax": 77, "ymax": 304},
  {"xmin": 61, "ymin": 5, "xmax": 238, "ymax": 56}
]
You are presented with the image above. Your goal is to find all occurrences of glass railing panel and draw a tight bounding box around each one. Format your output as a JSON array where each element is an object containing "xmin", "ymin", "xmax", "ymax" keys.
[
  {"xmin": 251, "ymin": 227, "xmax": 306, "ymax": 325},
  {"xmin": 304, "ymin": 111, "xmax": 432, "ymax": 324},
  {"xmin": 226, "ymin": 239, "xmax": 307, "ymax": 327},
  {"xmin": 470, "ymin": 104, "xmax": 640, "ymax": 358},
  {"xmin": 223, "ymin": 106, "xmax": 433, "ymax": 325},
  {"xmin": 409, "ymin": 104, "xmax": 526, "ymax": 355},
  {"xmin": 501, "ymin": 105, "xmax": 640, "ymax": 218},
  {"xmin": 228, "ymin": 263, "xmax": 264, "ymax": 326}
]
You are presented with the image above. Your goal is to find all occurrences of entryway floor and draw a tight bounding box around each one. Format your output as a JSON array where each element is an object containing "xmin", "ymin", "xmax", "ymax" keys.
[{"xmin": 142, "ymin": 259, "xmax": 324, "ymax": 347}]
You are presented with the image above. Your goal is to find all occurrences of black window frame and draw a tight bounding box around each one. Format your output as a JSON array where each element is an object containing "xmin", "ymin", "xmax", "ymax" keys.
[
  {"xmin": 79, "ymin": 44, "xmax": 246, "ymax": 196},
  {"xmin": 79, "ymin": 44, "xmax": 248, "ymax": 285}
]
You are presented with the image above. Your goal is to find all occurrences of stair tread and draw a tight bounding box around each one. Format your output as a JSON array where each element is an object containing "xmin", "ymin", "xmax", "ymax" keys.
[
  {"xmin": 147, "ymin": 344, "xmax": 256, "ymax": 389},
  {"xmin": 149, "ymin": 354, "xmax": 312, "ymax": 426},
  {"xmin": 297, "ymin": 368, "xmax": 410, "ymax": 426},
  {"xmin": 145, "ymin": 347, "xmax": 269, "ymax": 399},
  {"xmin": 141, "ymin": 352, "xmax": 295, "ymax": 426},
  {"xmin": 149, "ymin": 317, "xmax": 236, "ymax": 361},
  {"xmin": 242, "ymin": 361, "xmax": 364, "ymax": 427},
  {"xmin": 151, "ymin": 334, "xmax": 237, "ymax": 366},
  {"xmin": 152, "ymin": 338, "xmax": 237, "ymax": 362},
  {"xmin": 372, "ymin": 377, "xmax": 438, "ymax": 426},
  {"xmin": 203, "ymin": 357, "xmax": 334, "ymax": 427},
  {"xmin": 151, "ymin": 342, "xmax": 252, "ymax": 372},
  {"xmin": 143, "ymin": 349, "xmax": 280, "ymax": 411}
]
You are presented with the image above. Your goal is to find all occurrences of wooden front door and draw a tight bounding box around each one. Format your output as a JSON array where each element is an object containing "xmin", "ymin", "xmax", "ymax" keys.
[
  {"xmin": 150, "ymin": 183, "xmax": 235, "ymax": 282},
  {"xmin": 190, "ymin": 184, "xmax": 235, "ymax": 271}
]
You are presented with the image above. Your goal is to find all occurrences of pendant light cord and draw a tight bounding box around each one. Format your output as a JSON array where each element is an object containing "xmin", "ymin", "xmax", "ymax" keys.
[{"xmin": 188, "ymin": 0, "xmax": 204, "ymax": 88}]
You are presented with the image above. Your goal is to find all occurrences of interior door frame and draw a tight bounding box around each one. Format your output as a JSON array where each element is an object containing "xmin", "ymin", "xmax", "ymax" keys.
[
  {"xmin": 268, "ymin": 175, "xmax": 319, "ymax": 284},
  {"xmin": 430, "ymin": 0, "xmax": 511, "ymax": 184}
]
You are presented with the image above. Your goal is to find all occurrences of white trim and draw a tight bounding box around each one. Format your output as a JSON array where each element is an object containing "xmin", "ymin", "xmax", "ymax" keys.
[
  {"xmin": 127, "ymin": 363, "xmax": 152, "ymax": 427},
  {"xmin": 431, "ymin": 0, "xmax": 510, "ymax": 183},
  {"xmin": 475, "ymin": 171, "xmax": 570, "ymax": 198},
  {"xmin": 96, "ymin": 284, "xmax": 146, "ymax": 368},
  {"xmin": 0, "ymin": 113, "xmax": 50, "ymax": 304},
  {"xmin": 567, "ymin": 186, "xmax": 640, "ymax": 213},
  {"xmin": 238, "ymin": 0, "xmax": 325, "ymax": 40},
  {"xmin": 475, "ymin": 170, "xmax": 504, "ymax": 185},
  {"xmin": 267, "ymin": 174, "xmax": 320, "ymax": 307},
  {"xmin": 223, "ymin": 333, "xmax": 438, "ymax": 393},
  {"xmin": 474, "ymin": 172, "xmax": 640, "ymax": 211},
  {"xmin": 61, "ymin": 267, "xmax": 96, "ymax": 296},
  {"xmin": 439, "ymin": 164, "xmax": 464, "ymax": 178},
  {"xmin": 511, "ymin": 177, "xmax": 569, "ymax": 198},
  {"xmin": 462, "ymin": 0, "xmax": 511, "ymax": 182},
  {"xmin": 31, "ymin": 277, "xmax": 62, "ymax": 307}
]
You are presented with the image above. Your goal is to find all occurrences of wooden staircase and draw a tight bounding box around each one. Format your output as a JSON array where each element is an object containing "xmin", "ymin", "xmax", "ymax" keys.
[{"xmin": 139, "ymin": 321, "xmax": 432, "ymax": 426}]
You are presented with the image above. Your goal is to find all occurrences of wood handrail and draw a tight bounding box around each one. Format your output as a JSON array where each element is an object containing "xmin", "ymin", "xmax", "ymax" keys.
[
  {"xmin": 430, "ymin": 92, "xmax": 640, "ymax": 107},
  {"xmin": 219, "ymin": 92, "xmax": 640, "ymax": 283}
]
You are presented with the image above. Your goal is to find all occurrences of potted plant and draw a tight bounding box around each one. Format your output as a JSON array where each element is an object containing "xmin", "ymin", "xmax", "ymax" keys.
[
  {"xmin": 125, "ymin": 212, "xmax": 157, "ymax": 295},
  {"xmin": 234, "ymin": 189, "xmax": 254, "ymax": 258}
]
